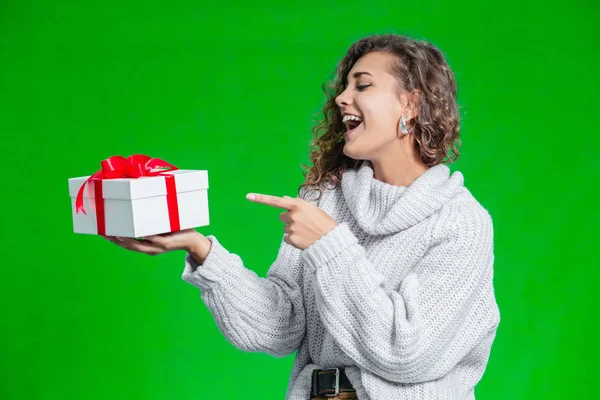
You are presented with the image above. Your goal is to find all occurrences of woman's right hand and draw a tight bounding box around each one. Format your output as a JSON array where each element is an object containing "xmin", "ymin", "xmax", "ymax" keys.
[{"xmin": 103, "ymin": 228, "xmax": 212, "ymax": 264}]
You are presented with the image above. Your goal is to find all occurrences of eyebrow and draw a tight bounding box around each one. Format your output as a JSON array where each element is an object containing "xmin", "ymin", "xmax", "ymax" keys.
[{"xmin": 348, "ymin": 71, "xmax": 372, "ymax": 81}]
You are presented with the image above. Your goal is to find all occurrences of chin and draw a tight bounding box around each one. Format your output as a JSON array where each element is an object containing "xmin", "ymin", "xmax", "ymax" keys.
[
  {"xmin": 342, "ymin": 143, "xmax": 368, "ymax": 160},
  {"xmin": 342, "ymin": 142, "xmax": 355, "ymax": 158}
]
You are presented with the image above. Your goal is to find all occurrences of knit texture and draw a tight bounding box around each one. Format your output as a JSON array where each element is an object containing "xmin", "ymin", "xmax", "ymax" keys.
[{"xmin": 181, "ymin": 160, "xmax": 500, "ymax": 400}]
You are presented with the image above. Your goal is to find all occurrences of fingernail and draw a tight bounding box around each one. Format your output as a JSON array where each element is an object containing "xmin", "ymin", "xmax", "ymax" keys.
[
  {"xmin": 246, "ymin": 193, "xmax": 256, "ymax": 200},
  {"xmin": 284, "ymin": 195, "xmax": 291, "ymax": 199}
]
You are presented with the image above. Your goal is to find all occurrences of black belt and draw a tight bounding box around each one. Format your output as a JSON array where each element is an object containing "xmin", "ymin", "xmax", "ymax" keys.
[{"xmin": 311, "ymin": 367, "xmax": 356, "ymax": 397}]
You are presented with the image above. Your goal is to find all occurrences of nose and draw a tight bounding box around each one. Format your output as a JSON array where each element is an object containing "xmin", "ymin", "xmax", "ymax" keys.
[{"xmin": 335, "ymin": 88, "xmax": 352, "ymax": 108}]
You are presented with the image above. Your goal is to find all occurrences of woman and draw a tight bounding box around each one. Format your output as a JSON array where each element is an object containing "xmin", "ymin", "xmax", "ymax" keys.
[{"xmin": 105, "ymin": 34, "xmax": 501, "ymax": 400}]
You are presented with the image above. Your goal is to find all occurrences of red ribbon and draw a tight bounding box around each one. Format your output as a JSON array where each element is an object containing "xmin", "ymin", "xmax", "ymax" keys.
[{"xmin": 75, "ymin": 154, "xmax": 181, "ymax": 236}]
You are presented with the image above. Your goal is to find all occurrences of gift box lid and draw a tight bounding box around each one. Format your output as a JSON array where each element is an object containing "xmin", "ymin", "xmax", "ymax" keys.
[{"xmin": 68, "ymin": 169, "xmax": 208, "ymax": 200}]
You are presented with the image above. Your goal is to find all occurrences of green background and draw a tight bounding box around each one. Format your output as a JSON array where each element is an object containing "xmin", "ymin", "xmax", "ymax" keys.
[{"xmin": 1, "ymin": 1, "xmax": 597, "ymax": 399}]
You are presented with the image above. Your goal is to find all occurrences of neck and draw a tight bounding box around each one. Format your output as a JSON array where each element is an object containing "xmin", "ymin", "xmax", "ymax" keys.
[{"xmin": 369, "ymin": 152, "xmax": 429, "ymax": 187}]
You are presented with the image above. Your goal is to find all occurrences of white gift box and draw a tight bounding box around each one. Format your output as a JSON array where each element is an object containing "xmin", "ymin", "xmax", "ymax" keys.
[{"xmin": 68, "ymin": 169, "xmax": 210, "ymax": 238}]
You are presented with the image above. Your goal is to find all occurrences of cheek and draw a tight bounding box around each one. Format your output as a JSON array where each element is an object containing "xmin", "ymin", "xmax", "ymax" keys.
[
  {"xmin": 364, "ymin": 110, "xmax": 398, "ymax": 134},
  {"xmin": 363, "ymin": 96, "xmax": 400, "ymax": 128}
]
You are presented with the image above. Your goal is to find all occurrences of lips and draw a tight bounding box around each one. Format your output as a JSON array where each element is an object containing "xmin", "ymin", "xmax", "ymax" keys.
[{"xmin": 344, "ymin": 121, "xmax": 363, "ymax": 137}]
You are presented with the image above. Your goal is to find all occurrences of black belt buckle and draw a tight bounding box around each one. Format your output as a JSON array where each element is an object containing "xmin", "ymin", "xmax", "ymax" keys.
[{"xmin": 311, "ymin": 368, "xmax": 340, "ymax": 397}]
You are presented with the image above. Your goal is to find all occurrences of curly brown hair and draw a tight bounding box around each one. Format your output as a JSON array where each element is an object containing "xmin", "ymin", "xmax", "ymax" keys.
[{"xmin": 298, "ymin": 34, "xmax": 462, "ymax": 202}]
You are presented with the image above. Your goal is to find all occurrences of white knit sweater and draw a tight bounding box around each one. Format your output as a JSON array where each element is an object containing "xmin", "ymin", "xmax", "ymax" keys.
[{"xmin": 181, "ymin": 160, "xmax": 500, "ymax": 400}]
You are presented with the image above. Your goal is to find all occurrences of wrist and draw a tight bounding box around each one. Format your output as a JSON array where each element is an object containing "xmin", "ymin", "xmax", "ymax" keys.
[{"xmin": 187, "ymin": 233, "xmax": 211, "ymax": 264}]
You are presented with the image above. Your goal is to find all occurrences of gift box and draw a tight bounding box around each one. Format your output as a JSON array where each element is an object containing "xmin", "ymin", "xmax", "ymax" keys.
[{"xmin": 68, "ymin": 155, "xmax": 210, "ymax": 238}]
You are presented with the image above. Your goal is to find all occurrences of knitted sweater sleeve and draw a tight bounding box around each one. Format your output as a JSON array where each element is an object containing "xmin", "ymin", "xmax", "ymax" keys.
[
  {"xmin": 301, "ymin": 202, "xmax": 500, "ymax": 383},
  {"xmin": 181, "ymin": 234, "xmax": 306, "ymax": 358}
]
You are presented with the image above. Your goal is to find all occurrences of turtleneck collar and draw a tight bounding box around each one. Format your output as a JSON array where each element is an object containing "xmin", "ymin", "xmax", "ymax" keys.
[{"xmin": 340, "ymin": 160, "xmax": 465, "ymax": 235}]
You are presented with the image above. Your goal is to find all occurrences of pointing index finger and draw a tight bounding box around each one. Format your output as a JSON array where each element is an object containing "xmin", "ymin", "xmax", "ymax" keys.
[{"xmin": 247, "ymin": 193, "xmax": 295, "ymax": 210}]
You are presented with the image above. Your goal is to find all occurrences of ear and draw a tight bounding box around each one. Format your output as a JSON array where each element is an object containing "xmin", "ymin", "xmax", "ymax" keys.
[{"xmin": 407, "ymin": 89, "xmax": 421, "ymax": 120}]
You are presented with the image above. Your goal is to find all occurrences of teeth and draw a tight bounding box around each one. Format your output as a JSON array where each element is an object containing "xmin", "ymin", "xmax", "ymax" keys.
[{"xmin": 342, "ymin": 114, "xmax": 363, "ymax": 123}]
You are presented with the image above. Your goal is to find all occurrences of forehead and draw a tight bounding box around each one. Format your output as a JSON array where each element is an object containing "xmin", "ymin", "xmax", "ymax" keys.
[{"xmin": 347, "ymin": 51, "xmax": 396, "ymax": 80}]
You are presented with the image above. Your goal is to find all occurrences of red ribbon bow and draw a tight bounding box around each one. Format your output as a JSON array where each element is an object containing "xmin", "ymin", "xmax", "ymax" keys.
[{"xmin": 75, "ymin": 154, "xmax": 181, "ymax": 235}]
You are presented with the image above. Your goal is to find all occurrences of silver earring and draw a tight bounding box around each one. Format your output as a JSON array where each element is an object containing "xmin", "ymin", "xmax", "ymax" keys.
[{"xmin": 400, "ymin": 116, "xmax": 409, "ymax": 135}]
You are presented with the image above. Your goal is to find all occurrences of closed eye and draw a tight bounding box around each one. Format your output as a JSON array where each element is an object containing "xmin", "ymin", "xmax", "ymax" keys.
[{"xmin": 357, "ymin": 84, "xmax": 371, "ymax": 91}]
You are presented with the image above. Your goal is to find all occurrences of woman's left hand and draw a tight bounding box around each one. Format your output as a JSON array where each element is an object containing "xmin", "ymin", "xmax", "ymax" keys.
[{"xmin": 246, "ymin": 192, "xmax": 338, "ymax": 250}]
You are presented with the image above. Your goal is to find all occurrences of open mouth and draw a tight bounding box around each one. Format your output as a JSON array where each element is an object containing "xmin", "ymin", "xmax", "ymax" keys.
[{"xmin": 345, "ymin": 120, "xmax": 363, "ymax": 135}]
